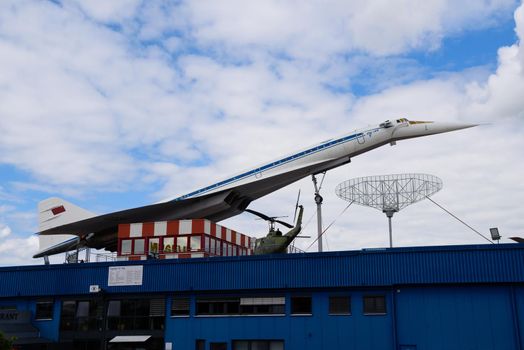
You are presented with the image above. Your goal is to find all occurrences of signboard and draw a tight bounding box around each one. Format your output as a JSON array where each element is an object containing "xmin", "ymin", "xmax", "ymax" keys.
[
  {"xmin": 89, "ymin": 285, "xmax": 101, "ymax": 293},
  {"xmin": 0, "ymin": 311, "xmax": 31, "ymax": 324},
  {"xmin": 108, "ymin": 265, "xmax": 143, "ymax": 286}
]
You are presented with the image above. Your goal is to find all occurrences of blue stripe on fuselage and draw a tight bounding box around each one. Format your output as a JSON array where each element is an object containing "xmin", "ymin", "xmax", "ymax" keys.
[{"xmin": 174, "ymin": 131, "xmax": 365, "ymax": 200}]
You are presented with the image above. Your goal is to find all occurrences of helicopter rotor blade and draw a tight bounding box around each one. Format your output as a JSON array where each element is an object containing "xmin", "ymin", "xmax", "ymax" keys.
[
  {"xmin": 274, "ymin": 219, "xmax": 294, "ymax": 229},
  {"xmin": 293, "ymin": 189, "xmax": 301, "ymax": 222},
  {"xmin": 245, "ymin": 209, "xmax": 273, "ymax": 222}
]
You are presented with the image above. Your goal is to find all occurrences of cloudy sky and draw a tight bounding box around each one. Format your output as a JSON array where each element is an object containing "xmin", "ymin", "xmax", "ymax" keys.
[{"xmin": 1, "ymin": 0, "xmax": 523, "ymax": 266}]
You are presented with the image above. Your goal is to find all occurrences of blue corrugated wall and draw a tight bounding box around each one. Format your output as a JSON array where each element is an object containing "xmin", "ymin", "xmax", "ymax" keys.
[
  {"xmin": 1, "ymin": 244, "xmax": 524, "ymax": 297},
  {"xmin": 1, "ymin": 243, "xmax": 524, "ymax": 349},
  {"xmin": 162, "ymin": 285, "xmax": 524, "ymax": 350}
]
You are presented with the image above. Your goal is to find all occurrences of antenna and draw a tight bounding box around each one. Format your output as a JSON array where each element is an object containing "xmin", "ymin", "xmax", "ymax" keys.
[{"xmin": 335, "ymin": 173, "xmax": 443, "ymax": 247}]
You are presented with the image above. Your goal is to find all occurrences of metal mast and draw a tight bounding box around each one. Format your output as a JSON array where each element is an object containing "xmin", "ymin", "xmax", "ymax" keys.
[{"xmin": 312, "ymin": 174, "xmax": 324, "ymax": 252}]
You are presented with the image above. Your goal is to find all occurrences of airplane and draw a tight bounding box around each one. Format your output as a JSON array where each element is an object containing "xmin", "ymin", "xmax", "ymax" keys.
[{"xmin": 34, "ymin": 118, "xmax": 476, "ymax": 258}]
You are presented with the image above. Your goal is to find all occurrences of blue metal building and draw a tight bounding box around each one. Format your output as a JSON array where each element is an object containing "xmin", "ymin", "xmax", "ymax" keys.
[{"xmin": 1, "ymin": 243, "xmax": 523, "ymax": 350}]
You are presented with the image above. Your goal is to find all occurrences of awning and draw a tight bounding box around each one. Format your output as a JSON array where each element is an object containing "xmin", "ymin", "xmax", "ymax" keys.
[{"xmin": 109, "ymin": 335, "xmax": 152, "ymax": 343}]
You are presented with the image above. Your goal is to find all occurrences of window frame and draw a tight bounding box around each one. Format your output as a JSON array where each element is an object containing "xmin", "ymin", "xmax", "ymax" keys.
[
  {"xmin": 328, "ymin": 295, "xmax": 351, "ymax": 315},
  {"xmin": 363, "ymin": 295, "xmax": 387, "ymax": 315},
  {"xmin": 171, "ymin": 297, "xmax": 191, "ymax": 317},
  {"xmin": 290, "ymin": 295, "xmax": 312, "ymax": 316},
  {"xmin": 35, "ymin": 300, "xmax": 54, "ymax": 320}
]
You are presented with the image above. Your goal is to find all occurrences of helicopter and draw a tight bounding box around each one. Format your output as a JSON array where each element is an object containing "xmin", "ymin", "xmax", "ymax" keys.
[{"xmin": 247, "ymin": 204, "xmax": 305, "ymax": 255}]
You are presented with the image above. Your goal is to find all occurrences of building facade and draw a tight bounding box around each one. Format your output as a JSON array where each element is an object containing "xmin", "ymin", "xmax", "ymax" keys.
[{"xmin": 1, "ymin": 243, "xmax": 523, "ymax": 350}]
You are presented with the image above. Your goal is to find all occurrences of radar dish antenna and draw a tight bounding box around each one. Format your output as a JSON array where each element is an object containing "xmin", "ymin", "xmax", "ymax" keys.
[{"xmin": 335, "ymin": 173, "xmax": 443, "ymax": 247}]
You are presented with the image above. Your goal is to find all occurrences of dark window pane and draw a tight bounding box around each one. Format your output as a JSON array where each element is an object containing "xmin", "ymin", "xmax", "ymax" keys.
[
  {"xmin": 210, "ymin": 343, "xmax": 227, "ymax": 350},
  {"xmin": 233, "ymin": 340, "xmax": 284, "ymax": 350},
  {"xmin": 61, "ymin": 301, "xmax": 76, "ymax": 317},
  {"xmin": 35, "ymin": 301, "xmax": 54, "ymax": 320},
  {"xmin": 363, "ymin": 295, "xmax": 386, "ymax": 315},
  {"xmin": 150, "ymin": 299, "xmax": 165, "ymax": 317},
  {"xmin": 172, "ymin": 297, "xmax": 190, "ymax": 316},
  {"xmin": 107, "ymin": 300, "xmax": 121, "ymax": 317},
  {"xmin": 291, "ymin": 296, "xmax": 312, "ymax": 315},
  {"xmin": 76, "ymin": 301, "xmax": 89, "ymax": 317},
  {"xmin": 135, "ymin": 299, "xmax": 149, "ymax": 317},
  {"xmin": 329, "ymin": 296, "xmax": 351, "ymax": 315},
  {"xmin": 252, "ymin": 341, "xmax": 270, "ymax": 350},
  {"xmin": 120, "ymin": 300, "xmax": 135, "ymax": 317},
  {"xmin": 195, "ymin": 340, "xmax": 205, "ymax": 350},
  {"xmin": 196, "ymin": 297, "xmax": 240, "ymax": 315}
]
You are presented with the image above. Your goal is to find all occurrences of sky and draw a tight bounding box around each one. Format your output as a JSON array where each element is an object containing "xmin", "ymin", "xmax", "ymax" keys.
[{"xmin": 0, "ymin": 0, "xmax": 523, "ymax": 266}]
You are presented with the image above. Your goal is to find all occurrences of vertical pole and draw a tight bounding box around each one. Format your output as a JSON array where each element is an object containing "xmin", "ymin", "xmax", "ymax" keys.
[
  {"xmin": 388, "ymin": 216, "xmax": 393, "ymax": 248},
  {"xmin": 316, "ymin": 197, "xmax": 323, "ymax": 252},
  {"xmin": 384, "ymin": 209, "xmax": 395, "ymax": 248},
  {"xmin": 85, "ymin": 247, "xmax": 91, "ymax": 263},
  {"xmin": 312, "ymin": 175, "xmax": 324, "ymax": 253}
]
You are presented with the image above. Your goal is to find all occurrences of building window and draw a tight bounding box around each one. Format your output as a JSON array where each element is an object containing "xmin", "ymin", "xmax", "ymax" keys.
[
  {"xmin": 205, "ymin": 237, "xmax": 210, "ymax": 253},
  {"xmin": 35, "ymin": 300, "xmax": 54, "ymax": 320},
  {"xmin": 134, "ymin": 239, "xmax": 145, "ymax": 254},
  {"xmin": 240, "ymin": 297, "xmax": 285, "ymax": 315},
  {"xmin": 210, "ymin": 343, "xmax": 227, "ymax": 350},
  {"xmin": 233, "ymin": 340, "xmax": 284, "ymax": 350},
  {"xmin": 171, "ymin": 297, "xmax": 190, "ymax": 316},
  {"xmin": 363, "ymin": 295, "xmax": 386, "ymax": 315},
  {"xmin": 164, "ymin": 237, "xmax": 174, "ymax": 253},
  {"xmin": 291, "ymin": 296, "xmax": 312, "ymax": 315},
  {"xmin": 190, "ymin": 236, "xmax": 202, "ymax": 251},
  {"xmin": 60, "ymin": 300, "xmax": 102, "ymax": 331},
  {"xmin": 149, "ymin": 238, "xmax": 159, "ymax": 255},
  {"xmin": 195, "ymin": 340, "xmax": 205, "ymax": 350},
  {"xmin": 196, "ymin": 296, "xmax": 285, "ymax": 316},
  {"xmin": 329, "ymin": 296, "xmax": 351, "ymax": 315},
  {"xmin": 121, "ymin": 239, "xmax": 132, "ymax": 255},
  {"xmin": 177, "ymin": 236, "xmax": 188, "ymax": 252},
  {"xmin": 106, "ymin": 298, "xmax": 165, "ymax": 331}
]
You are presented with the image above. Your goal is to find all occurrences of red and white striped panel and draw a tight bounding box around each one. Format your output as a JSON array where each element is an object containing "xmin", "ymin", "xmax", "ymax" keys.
[
  {"xmin": 117, "ymin": 252, "xmax": 209, "ymax": 261},
  {"xmin": 118, "ymin": 219, "xmax": 253, "ymax": 248}
]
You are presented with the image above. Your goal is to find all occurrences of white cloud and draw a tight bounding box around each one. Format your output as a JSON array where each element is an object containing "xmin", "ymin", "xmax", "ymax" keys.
[
  {"xmin": 0, "ymin": 234, "xmax": 39, "ymax": 266},
  {"xmin": 0, "ymin": 223, "xmax": 11, "ymax": 238},
  {"xmin": 180, "ymin": 0, "xmax": 515, "ymax": 57},
  {"xmin": 0, "ymin": 0, "xmax": 523, "ymax": 265}
]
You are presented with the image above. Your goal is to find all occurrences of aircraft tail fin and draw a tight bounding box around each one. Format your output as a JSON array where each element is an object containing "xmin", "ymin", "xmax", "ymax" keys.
[{"xmin": 38, "ymin": 197, "xmax": 96, "ymax": 232}]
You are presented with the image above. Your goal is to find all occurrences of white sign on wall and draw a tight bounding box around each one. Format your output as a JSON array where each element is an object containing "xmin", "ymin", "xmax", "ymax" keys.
[{"xmin": 108, "ymin": 265, "xmax": 143, "ymax": 286}]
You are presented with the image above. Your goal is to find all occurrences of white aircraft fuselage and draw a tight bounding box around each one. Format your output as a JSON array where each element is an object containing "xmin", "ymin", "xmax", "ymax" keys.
[{"xmin": 34, "ymin": 118, "xmax": 476, "ymax": 258}]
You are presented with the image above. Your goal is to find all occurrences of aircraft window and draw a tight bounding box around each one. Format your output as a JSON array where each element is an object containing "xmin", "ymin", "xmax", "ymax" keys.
[
  {"xmin": 379, "ymin": 120, "xmax": 393, "ymax": 128},
  {"xmin": 134, "ymin": 239, "xmax": 145, "ymax": 255},
  {"xmin": 121, "ymin": 240, "xmax": 132, "ymax": 255}
]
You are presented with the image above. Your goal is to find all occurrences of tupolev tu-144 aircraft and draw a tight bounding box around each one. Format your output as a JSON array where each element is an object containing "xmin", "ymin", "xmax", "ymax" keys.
[{"xmin": 34, "ymin": 118, "xmax": 476, "ymax": 258}]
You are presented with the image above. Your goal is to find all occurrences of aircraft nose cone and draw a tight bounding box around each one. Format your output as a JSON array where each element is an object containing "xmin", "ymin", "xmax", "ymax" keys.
[
  {"xmin": 428, "ymin": 122, "xmax": 478, "ymax": 133},
  {"xmin": 392, "ymin": 121, "xmax": 478, "ymax": 141}
]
